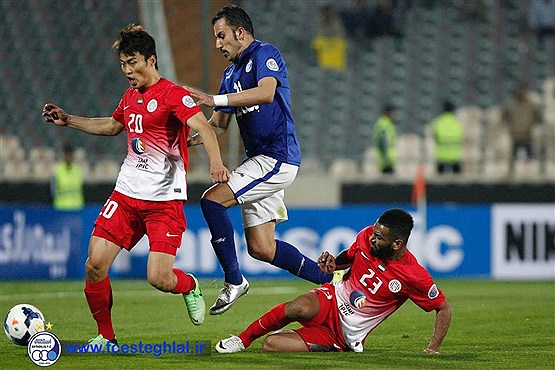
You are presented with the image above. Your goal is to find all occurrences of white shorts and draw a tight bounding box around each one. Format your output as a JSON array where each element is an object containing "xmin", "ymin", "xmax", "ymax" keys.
[{"xmin": 227, "ymin": 155, "xmax": 298, "ymax": 228}]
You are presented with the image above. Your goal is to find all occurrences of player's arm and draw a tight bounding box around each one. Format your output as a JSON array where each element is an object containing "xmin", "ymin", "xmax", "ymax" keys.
[
  {"xmin": 424, "ymin": 299, "xmax": 452, "ymax": 354},
  {"xmin": 188, "ymin": 110, "xmax": 232, "ymax": 147},
  {"xmin": 42, "ymin": 103, "xmax": 124, "ymax": 136},
  {"xmin": 186, "ymin": 111, "xmax": 229, "ymax": 183},
  {"xmin": 318, "ymin": 249, "xmax": 354, "ymax": 273},
  {"xmin": 188, "ymin": 77, "xmax": 277, "ymax": 108}
]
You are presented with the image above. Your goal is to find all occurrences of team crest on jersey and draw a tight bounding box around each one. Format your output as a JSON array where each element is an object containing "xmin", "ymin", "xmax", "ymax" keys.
[
  {"xmin": 182, "ymin": 95, "xmax": 196, "ymax": 108},
  {"xmin": 266, "ymin": 58, "xmax": 279, "ymax": 71},
  {"xmin": 147, "ymin": 99, "xmax": 158, "ymax": 112},
  {"xmin": 388, "ymin": 279, "xmax": 402, "ymax": 293},
  {"xmin": 349, "ymin": 290, "xmax": 367, "ymax": 309},
  {"xmin": 131, "ymin": 137, "xmax": 145, "ymax": 154},
  {"xmin": 245, "ymin": 59, "xmax": 253, "ymax": 73},
  {"xmin": 428, "ymin": 284, "xmax": 439, "ymax": 299}
]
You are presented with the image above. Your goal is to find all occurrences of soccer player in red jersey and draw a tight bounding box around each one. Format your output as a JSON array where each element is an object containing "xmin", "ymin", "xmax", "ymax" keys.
[
  {"xmin": 42, "ymin": 24, "xmax": 229, "ymax": 348},
  {"xmin": 216, "ymin": 209, "xmax": 452, "ymax": 354}
]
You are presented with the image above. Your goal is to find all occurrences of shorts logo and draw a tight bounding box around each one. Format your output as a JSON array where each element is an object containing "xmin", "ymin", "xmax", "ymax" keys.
[
  {"xmin": 147, "ymin": 99, "xmax": 158, "ymax": 112},
  {"xmin": 245, "ymin": 59, "xmax": 253, "ymax": 73},
  {"xmin": 388, "ymin": 279, "xmax": 402, "ymax": 293},
  {"xmin": 428, "ymin": 284, "xmax": 439, "ymax": 299},
  {"xmin": 131, "ymin": 137, "xmax": 145, "ymax": 154},
  {"xmin": 266, "ymin": 58, "xmax": 279, "ymax": 71},
  {"xmin": 349, "ymin": 290, "xmax": 367, "ymax": 309},
  {"xmin": 27, "ymin": 331, "xmax": 61, "ymax": 367},
  {"xmin": 182, "ymin": 95, "xmax": 196, "ymax": 108}
]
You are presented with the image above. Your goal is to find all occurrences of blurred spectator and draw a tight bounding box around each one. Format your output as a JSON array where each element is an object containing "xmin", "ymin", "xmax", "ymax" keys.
[
  {"xmin": 502, "ymin": 84, "xmax": 543, "ymax": 175},
  {"xmin": 340, "ymin": 0, "xmax": 373, "ymax": 43},
  {"xmin": 312, "ymin": 5, "xmax": 348, "ymax": 71},
  {"xmin": 368, "ymin": 0, "xmax": 403, "ymax": 39},
  {"xmin": 51, "ymin": 143, "xmax": 84, "ymax": 210},
  {"xmin": 432, "ymin": 101, "xmax": 464, "ymax": 174},
  {"xmin": 341, "ymin": 0, "xmax": 402, "ymax": 45},
  {"xmin": 373, "ymin": 104, "xmax": 398, "ymax": 174},
  {"xmin": 528, "ymin": 0, "xmax": 555, "ymax": 45}
]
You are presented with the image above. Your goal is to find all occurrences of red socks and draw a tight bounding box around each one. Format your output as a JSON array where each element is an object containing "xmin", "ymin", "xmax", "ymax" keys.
[
  {"xmin": 84, "ymin": 276, "xmax": 114, "ymax": 341},
  {"xmin": 238, "ymin": 303, "xmax": 291, "ymax": 347},
  {"xmin": 171, "ymin": 268, "xmax": 195, "ymax": 294}
]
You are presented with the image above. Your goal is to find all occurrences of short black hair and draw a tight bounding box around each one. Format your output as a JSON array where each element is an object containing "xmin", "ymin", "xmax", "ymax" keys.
[
  {"xmin": 212, "ymin": 4, "xmax": 255, "ymax": 36},
  {"xmin": 113, "ymin": 24, "xmax": 158, "ymax": 69},
  {"xmin": 378, "ymin": 208, "xmax": 414, "ymax": 242}
]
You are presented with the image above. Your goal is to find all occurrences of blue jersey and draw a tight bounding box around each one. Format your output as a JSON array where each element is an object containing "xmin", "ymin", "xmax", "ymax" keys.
[{"xmin": 215, "ymin": 40, "xmax": 301, "ymax": 165}]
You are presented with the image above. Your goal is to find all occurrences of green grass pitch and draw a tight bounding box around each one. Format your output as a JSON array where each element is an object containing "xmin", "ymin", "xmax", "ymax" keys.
[{"xmin": 1, "ymin": 279, "xmax": 554, "ymax": 369}]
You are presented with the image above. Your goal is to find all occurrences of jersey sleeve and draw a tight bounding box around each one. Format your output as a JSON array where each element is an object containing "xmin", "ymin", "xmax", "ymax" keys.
[
  {"xmin": 112, "ymin": 96, "xmax": 126, "ymax": 127},
  {"xmin": 406, "ymin": 267, "xmax": 445, "ymax": 312},
  {"xmin": 254, "ymin": 44, "xmax": 286, "ymax": 87},
  {"xmin": 166, "ymin": 86, "xmax": 202, "ymax": 124}
]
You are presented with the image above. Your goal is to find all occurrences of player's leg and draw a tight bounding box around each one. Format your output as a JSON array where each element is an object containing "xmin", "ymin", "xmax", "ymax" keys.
[
  {"xmin": 144, "ymin": 201, "xmax": 205, "ymax": 325},
  {"xmin": 262, "ymin": 331, "xmax": 308, "ymax": 352},
  {"xmin": 200, "ymin": 182, "xmax": 243, "ymax": 286},
  {"xmin": 245, "ymin": 220, "xmax": 333, "ymax": 284},
  {"xmin": 146, "ymin": 251, "xmax": 205, "ymax": 325},
  {"xmin": 85, "ymin": 190, "xmax": 144, "ymax": 344},
  {"xmin": 84, "ymin": 235, "xmax": 122, "ymax": 343},
  {"xmin": 216, "ymin": 292, "xmax": 320, "ymax": 353}
]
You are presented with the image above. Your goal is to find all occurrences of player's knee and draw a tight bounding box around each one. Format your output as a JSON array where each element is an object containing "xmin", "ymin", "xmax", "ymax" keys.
[
  {"xmin": 84, "ymin": 258, "xmax": 108, "ymax": 282},
  {"xmin": 247, "ymin": 247, "xmax": 273, "ymax": 262},
  {"xmin": 285, "ymin": 300, "xmax": 313, "ymax": 320}
]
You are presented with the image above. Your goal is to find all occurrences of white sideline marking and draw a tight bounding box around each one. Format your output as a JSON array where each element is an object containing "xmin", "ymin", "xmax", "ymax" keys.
[{"xmin": 0, "ymin": 286, "xmax": 302, "ymax": 301}]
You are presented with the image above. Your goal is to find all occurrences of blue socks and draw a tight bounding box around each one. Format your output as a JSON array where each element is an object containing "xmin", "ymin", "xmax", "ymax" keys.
[
  {"xmin": 272, "ymin": 240, "xmax": 332, "ymax": 284},
  {"xmin": 200, "ymin": 198, "xmax": 242, "ymax": 285}
]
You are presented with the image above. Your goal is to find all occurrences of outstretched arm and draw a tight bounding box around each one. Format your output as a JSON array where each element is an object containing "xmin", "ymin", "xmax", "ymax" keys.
[
  {"xmin": 186, "ymin": 77, "xmax": 277, "ymax": 108},
  {"xmin": 424, "ymin": 299, "xmax": 452, "ymax": 354},
  {"xmin": 186, "ymin": 111, "xmax": 229, "ymax": 183},
  {"xmin": 188, "ymin": 110, "xmax": 232, "ymax": 147},
  {"xmin": 42, "ymin": 103, "xmax": 124, "ymax": 136}
]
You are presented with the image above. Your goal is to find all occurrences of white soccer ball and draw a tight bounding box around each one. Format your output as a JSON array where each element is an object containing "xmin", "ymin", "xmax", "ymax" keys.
[{"xmin": 4, "ymin": 304, "xmax": 46, "ymax": 346}]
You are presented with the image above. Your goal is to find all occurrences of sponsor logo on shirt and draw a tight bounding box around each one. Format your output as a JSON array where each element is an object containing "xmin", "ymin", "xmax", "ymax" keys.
[
  {"xmin": 182, "ymin": 95, "xmax": 196, "ymax": 108},
  {"xmin": 266, "ymin": 58, "xmax": 279, "ymax": 71},
  {"xmin": 245, "ymin": 59, "xmax": 253, "ymax": 73},
  {"xmin": 349, "ymin": 290, "xmax": 367, "ymax": 309},
  {"xmin": 131, "ymin": 137, "xmax": 145, "ymax": 154},
  {"xmin": 147, "ymin": 99, "xmax": 158, "ymax": 112},
  {"xmin": 428, "ymin": 284, "xmax": 439, "ymax": 299},
  {"xmin": 388, "ymin": 279, "xmax": 402, "ymax": 293},
  {"xmin": 339, "ymin": 302, "xmax": 355, "ymax": 316}
]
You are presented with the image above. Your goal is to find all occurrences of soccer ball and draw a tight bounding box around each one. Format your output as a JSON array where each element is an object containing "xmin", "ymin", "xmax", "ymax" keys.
[{"xmin": 4, "ymin": 304, "xmax": 46, "ymax": 346}]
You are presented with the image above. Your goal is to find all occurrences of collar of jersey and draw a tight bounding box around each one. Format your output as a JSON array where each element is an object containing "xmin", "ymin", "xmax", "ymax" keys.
[{"xmin": 235, "ymin": 40, "xmax": 261, "ymax": 66}]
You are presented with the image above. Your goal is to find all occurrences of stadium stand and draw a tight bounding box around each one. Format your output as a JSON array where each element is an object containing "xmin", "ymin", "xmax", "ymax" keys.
[{"xmin": 1, "ymin": 0, "xmax": 553, "ymax": 185}]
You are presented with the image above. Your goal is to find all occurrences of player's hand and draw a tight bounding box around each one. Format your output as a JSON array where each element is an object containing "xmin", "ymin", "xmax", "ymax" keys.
[
  {"xmin": 185, "ymin": 86, "xmax": 215, "ymax": 107},
  {"xmin": 42, "ymin": 104, "xmax": 70, "ymax": 126},
  {"xmin": 209, "ymin": 162, "xmax": 229, "ymax": 183},
  {"xmin": 187, "ymin": 133, "xmax": 201, "ymax": 147},
  {"xmin": 318, "ymin": 251, "xmax": 336, "ymax": 274},
  {"xmin": 423, "ymin": 348, "xmax": 441, "ymax": 355}
]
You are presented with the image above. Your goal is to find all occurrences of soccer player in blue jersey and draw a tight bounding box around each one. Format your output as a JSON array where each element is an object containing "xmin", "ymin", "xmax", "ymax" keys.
[{"xmin": 187, "ymin": 4, "xmax": 332, "ymax": 315}]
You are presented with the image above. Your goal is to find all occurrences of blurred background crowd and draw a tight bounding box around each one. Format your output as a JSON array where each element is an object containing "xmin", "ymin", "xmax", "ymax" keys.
[{"xmin": 1, "ymin": 0, "xmax": 554, "ymax": 188}]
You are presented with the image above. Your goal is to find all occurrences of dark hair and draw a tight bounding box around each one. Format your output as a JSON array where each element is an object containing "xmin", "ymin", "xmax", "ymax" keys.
[
  {"xmin": 212, "ymin": 4, "xmax": 255, "ymax": 36},
  {"xmin": 112, "ymin": 24, "xmax": 158, "ymax": 69},
  {"xmin": 378, "ymin": 208, "xmax": 414, "ymax": 242},
  {"xmin": 443, "ymin": 101, "xmax": 456, "ymax": 112}
]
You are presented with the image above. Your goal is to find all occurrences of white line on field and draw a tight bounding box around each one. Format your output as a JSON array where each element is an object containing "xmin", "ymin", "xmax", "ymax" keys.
[{"xmin": 0, "ymin": 286, "xmax": 302, "ymax": 301}]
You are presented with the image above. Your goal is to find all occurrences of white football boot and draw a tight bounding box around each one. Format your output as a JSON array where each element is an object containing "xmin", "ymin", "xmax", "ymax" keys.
[
  {"xmin": 215, "ymin": 335, "xmax": 245, "ymax": 353},
  {"xmin": 209, "ymin": 275, "xmax": 249, "ymax": 315}
]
